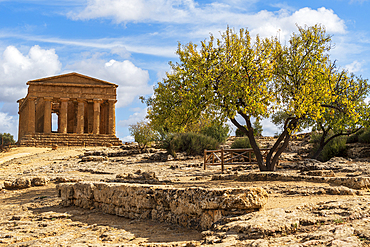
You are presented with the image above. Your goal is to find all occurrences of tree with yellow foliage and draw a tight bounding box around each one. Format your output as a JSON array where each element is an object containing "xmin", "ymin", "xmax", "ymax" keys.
[{"xmin": 143, "ymin": 25, "xmax": 368, "ymax": 171}]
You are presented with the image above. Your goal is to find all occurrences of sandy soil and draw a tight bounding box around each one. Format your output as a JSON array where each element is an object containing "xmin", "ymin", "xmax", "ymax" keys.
[{"xmin": 0, "ymin": 146, "xmax": 368, "ymax": 246}]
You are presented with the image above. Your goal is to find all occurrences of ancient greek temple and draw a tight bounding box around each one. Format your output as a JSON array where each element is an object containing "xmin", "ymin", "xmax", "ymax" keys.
[{"xmin": 17, "ymin": 72, "xmax": 122, "ymax": 146}]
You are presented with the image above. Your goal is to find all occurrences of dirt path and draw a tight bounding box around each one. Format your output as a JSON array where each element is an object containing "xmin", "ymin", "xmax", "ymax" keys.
[{"xmin": 0, "ymin": 147, "xmax": 50, "ymax": 165}]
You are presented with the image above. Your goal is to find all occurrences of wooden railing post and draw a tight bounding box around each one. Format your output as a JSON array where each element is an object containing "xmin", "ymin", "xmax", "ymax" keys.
[
  {"xmin": 249, "ymin": 150, "xmax": 251, "ymax": 164},
  {"xmin": 204, "ymin": 149, "xmax": 207, "ymax": 170},
  {"xmin": 221, "ymin": 148, "xmax": 224, "ymax": 172}
]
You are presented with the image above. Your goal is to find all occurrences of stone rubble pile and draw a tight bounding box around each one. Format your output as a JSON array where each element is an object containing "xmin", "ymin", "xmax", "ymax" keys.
[{"xmin": 3, "ymin": 177, "xmax": 49, "ymax": 189}]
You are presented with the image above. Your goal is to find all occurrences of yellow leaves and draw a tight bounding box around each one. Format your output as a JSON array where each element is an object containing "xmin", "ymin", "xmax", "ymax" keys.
[{"xmin": 144, "ymin": 25, "xmax": 368, "ymax": 136}]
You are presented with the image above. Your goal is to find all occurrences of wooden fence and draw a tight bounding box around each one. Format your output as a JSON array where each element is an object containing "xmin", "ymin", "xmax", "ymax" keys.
[{"xmin": 203, "ymin": 148, "xmax": 270, "ymax": 172}]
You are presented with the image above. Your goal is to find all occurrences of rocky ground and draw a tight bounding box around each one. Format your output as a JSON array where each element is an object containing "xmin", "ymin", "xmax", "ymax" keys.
[{"xmin": 0, "ymin": 136, "xmax": 370, "ymax": 246}]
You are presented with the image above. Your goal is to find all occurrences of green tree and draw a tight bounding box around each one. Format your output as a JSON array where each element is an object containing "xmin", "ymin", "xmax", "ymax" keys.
[
  {"xmin": 129, "ymin": 121, "xmax": 157, "ymax": 150},
  {"xmin": 143, "ymin": 25, "xmax": 367, "ymax": 171},
  {"xmin": 309, "ymin": 69, "xmax": 369, "ymax": 159},
  {"xmin": 253, "ymin": 119, "xmax": 263, "ymax": 137},
  {"xmin": 200, "ymin": 122, "xmax": 229, "ymax": 143},
  {"xmin": 0, "ymin": 133, "xmax": 15, "ymax": 146}
]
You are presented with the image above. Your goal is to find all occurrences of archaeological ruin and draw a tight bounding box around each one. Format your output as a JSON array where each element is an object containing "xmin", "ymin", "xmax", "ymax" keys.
[{"xmin": 17, "ymin": 72, "xmax": 122, "ymax": 146}]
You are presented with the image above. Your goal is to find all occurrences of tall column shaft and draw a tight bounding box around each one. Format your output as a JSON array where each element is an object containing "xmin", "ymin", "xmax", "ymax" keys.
[
  {"xmin": 18, "ymin": 109, "xmax": 22, "ymax": 139},
  {"xmin": 59, "ymin": 98, "xmax": 69, "ymax": 134},
  {"xmin": 43, "ymin": 97, "xmax": 52, "ymax": 134},
  {"xmin": 108, "ymin": 100, "xmax": 116, "ymax": 135},
  {"xmin": 77, "ymin": 100, "xmax": 84, "ymax": 134},
  {"xmin": 28, "ymin": 97, "xmax": 36, "ymax": 134},
  {"xmin": 93, "ymin": 99, "xmax": 101, "ymax": 134}
]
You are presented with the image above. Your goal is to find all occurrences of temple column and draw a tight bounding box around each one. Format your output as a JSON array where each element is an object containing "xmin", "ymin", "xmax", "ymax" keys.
[
  {"xmin": 108, "ymin": 99, "xmax": 116, "ymax": 135},
  {"xmin": 93, "ymin": 99, "xmax": 101, "ymax": 134},
  {"xmin": 28, "ymin": 97, "xmax": 36, "ymax": 134},
  {"xmin": 43, "ymin": 97, "xmax": 53, "ymax": 134},
  {"xmin": 59, "ymin": 98, "xmax": 69, "ymax": 134},
  {"xmin": 77, "ymin": 100, "xmax": 85, "ymax": 134}
]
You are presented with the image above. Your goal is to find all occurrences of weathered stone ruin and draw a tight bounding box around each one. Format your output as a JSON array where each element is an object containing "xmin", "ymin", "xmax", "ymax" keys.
[
  {"xmin": 17, "ymin": 72, "xmax": 122, "ymax": 146},
  {"xmin": 57, "ymin": 182, "xmax": 268, "ymax": 231}
]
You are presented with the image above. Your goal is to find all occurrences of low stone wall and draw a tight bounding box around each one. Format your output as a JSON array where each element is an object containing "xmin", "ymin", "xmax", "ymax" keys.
[
  {"xmin": 57, "ymin": 182, "xmax": 268, "ymax": 230},
  {"xmin": 212, "ymin": 173, "xmax": 370, "ymax": 189}
]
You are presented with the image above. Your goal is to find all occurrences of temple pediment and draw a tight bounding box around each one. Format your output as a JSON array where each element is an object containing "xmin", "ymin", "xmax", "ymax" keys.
[{"xmin": 27, "ymin": 72, "xmax": 117, "ymax": 87}]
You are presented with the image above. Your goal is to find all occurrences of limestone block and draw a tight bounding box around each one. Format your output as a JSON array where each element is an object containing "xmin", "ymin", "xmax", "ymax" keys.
[
  {"xmin": 4, "ymin": 178, "xmax": 32, "ymax": 189},
  {"xmin": 73, "ymin": 182, "xmax": 95, "ymax": 200},
  {"xmin": 58, "ymin": 182, "xmax": 268, "ymax": 231},
  {"xmin": 31, "ymin": 177, "xmax": 49, "ymax": 186},
  {"xmin": 56, "ymin": 183, "xmax": 75, "ymax": 206}
]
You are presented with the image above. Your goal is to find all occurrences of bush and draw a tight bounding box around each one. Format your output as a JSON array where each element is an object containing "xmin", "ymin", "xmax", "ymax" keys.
[
  {"xmin": 235, "ymin": 127, "xmax": 247, "ymax": 137},
  {"xmin": 129, "ymin": 121, "xmax": 157, "ymax": 150},
  {"xmin": 200, "ymin": 123, "xmax": 229, "ymax": 143},
  {"xmin": 310, "ymin": 132, "xmax": 347, "ymax": 162},
  {"xmin": 347, "ymin": 128, "xmax": 365, "ymax": 143},
  {"xmin": 235, "ymin": 120, "xmax": 263, "ymax": 137},
  {"xmin": 230, "ymin": 137, "xmax": 252, "ymax": 149},
  {"xmin": 0, "ymin": 133, "xmax": 15, "ymax": 146},
  {"xmin": 164, "ymin": 132, "xmax": 219, "ymax": 157},
  {"xmin": 358, "ymin": 129, "xmax": 370, "ymax": 144},
  {"xmin": 253, "ymin": 119, "xmax": 263, "ymax": 136}
]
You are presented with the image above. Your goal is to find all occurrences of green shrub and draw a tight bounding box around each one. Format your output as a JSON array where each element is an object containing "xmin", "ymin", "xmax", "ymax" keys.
[
  {"xmin": 200, "ymin": 123, "xmax": 229, "ymax": 143},
  {"xmin": 253, "ymin": 119, "xmax": 263, "ymax": 136},
  {"xmin": 347, "ymin": 128, "xmax": 365, "ymax": 143},
  {"xmin": 235, "ymin": 120, "xmax": 263, "ymax": 137},
  {"xmin": 358, "ymin": 129, "xmax": 370, "ymax": 143},
  {"xmin": 164, "ymin": 132, "xmax": 219, "ymax": 157},
  {"xmin": 129, "ymin": 121, "xmax": 157, "ymax": 150},
  {"xmin": 235, "ymin": 127, "xmax": 247, "ymax": 137},
  {"xmin": 230, "ymin": 137, "xmax": 252, "ymax": 149},
  {"xmin": 310, "ymin": 132, "xmax": 347, "ymax": 162},
  {"xmin": 0, "ymin": 133, "xmax": 15, "ymax": 146}
]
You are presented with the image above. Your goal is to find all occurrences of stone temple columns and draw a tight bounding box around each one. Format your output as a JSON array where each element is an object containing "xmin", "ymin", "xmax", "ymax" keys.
[
  {"xmin": 43, "ymin": 97, "xmax": 52, "ymax": 134},
  {"xmin": 19, "ymin": 96, "xmax": 116, "ymax": 137},
  {"xmin": 59, "ymin": 98, "xmax": 69, "ymax": 134},
  {"xmin": 93, "ymin": 99, "xmax": 101, "ymax": 134},
  {"xmin": 28, "ymin": 97, "xmax": 36, "ymax": 134},
  {"xmin": 76, "ymin": 100, "xmax": 84, "ymax": 134},
  {"xmin": 108, "ymin": 99, "xmax": 116, "ymax": 135}
]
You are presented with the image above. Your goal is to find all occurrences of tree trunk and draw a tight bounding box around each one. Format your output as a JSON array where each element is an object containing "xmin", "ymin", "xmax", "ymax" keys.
[
  {"xmin": 230, "ymin": 117, "xmax": 266, "ymax": 171},
  {"xmin": 231, "ymin": 116, "xmax": 298, "ymax": 172}
]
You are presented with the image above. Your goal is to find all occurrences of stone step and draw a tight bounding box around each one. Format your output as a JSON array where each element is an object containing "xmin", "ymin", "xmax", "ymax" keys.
[{"xmin": 18, "ymin": 133, "xmax": 122, "ymax": 147}]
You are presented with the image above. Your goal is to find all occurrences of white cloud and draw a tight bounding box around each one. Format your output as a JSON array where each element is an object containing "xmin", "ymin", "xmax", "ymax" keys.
[
  {"xmin": 69, "ymin": 1, "xmax": 346, "ymax": 40},
  {"xmin": 0, "ymin": 112, "xmax": 18, "ymax": 139},
  {"xmin": 245, "ymin": 7, "xmax": 346, "ymax": 42},
  {"xmin": 345, "ymin": 60, "xmax": 363, "ymax": 73},
  {"xmin": 0, "ymin": 45, "xmax": 62, "ymax": 102},
  {"xmin": 110, "ymin": 45, "xmax": 131, "ymax": 59},
  {"xmin": 121, "ymin": 135, "xmax": 135, "ymax": 142},
  {"xmin": 68, "ymin": 0, "xmax": 192, "ymax": 23},
  {"xmin": 261, "ymin": 118, "xmax": 279, "ymax": 137},
  {"xmin": 227, "ymin": 116, "xmax": 279, "ymax": 137},
  {"xmin": 118, "ymin": 107, "xmax": 147, "ymax": 127},
  {"xmin": 66, "ymin": 57, "xmax": 152, "ymax": 108}
]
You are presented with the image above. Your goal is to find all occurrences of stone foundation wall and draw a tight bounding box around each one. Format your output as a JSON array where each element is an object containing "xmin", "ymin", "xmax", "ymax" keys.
[{"xmin": 57, "ymin": 182, "xmax": 268, "ymax": 230}]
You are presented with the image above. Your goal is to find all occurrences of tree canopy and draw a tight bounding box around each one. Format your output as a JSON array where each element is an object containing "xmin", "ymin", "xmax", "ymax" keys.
[{"xmin": 143, "ymin": 24, "xmax": 369, "ymax": 171}]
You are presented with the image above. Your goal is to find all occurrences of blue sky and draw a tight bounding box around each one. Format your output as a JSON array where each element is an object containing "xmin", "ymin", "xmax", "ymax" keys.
[{"xmin": 0, "ymin": 0, "xmax": 369, "ymax": 141}]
